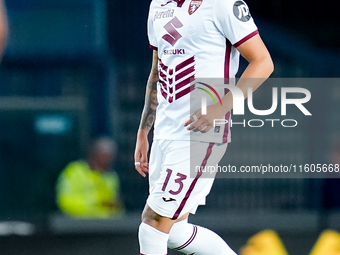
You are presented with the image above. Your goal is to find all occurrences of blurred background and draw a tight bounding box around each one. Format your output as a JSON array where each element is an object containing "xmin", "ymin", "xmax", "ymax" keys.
[{"xmin": 0, "ymin": 0, "xmax": 340, "ymax": 254}]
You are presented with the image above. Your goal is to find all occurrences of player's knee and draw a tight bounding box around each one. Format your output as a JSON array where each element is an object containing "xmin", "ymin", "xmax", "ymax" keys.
[
  {"xmin": 141, "ymin": 204, "xmax": 161, "ymax": 223},
  {"xmin": 141, "ymin": 204, "xmax": 176, "ymax": 233}
]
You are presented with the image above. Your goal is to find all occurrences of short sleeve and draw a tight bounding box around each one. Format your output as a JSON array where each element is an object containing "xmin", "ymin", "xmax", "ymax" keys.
[
  {"xmin": 213, "ymin": 0, "xmax": 258, "ymax": 47},
  {"xmin": 147, "ymin": 4, "xmax": 158, "ymax": 50}
]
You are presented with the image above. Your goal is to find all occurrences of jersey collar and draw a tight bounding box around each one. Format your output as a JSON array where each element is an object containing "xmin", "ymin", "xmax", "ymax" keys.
[{"xmin": 174, "ymin": 0, "xmax": 185, "ymax": 7}]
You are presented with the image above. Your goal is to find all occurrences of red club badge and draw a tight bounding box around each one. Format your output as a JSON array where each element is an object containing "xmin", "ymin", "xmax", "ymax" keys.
[{"xmin": 188, "ymin": 0, "xmax": 203, "ymax": 15}]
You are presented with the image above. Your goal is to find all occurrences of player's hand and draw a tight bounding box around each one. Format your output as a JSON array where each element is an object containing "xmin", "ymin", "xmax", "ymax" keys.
[
  {"xmin": 184, "ymin": 104, "xmax": 226, "ymax": 133},
  {"xmin": 134, "ymin": 130, "xmax": 150, "ymax": 177}
]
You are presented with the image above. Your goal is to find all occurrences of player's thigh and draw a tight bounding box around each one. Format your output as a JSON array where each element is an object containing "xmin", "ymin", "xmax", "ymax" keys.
[
  {"xmin": 176, "ymin": 141, "xmax": 228, "ymax": 216},
  {"xmin": 147, "ymin": 140, "xmax": 227, "ymax": 219}
]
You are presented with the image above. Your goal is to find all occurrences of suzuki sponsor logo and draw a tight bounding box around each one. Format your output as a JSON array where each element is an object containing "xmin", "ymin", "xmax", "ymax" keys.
[{"xmin": 164, "ymin": 49, "xmax": 186, "ymax": 55}]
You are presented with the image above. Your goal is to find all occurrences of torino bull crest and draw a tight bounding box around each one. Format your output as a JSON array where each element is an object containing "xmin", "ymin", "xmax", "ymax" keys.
[{"xmin": 188, "ymin": 0, "xmax": 203, "ymax": 15}]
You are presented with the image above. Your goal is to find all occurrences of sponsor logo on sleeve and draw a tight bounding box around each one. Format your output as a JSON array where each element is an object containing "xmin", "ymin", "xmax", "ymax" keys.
[{"xmin": 233, "ymin": 1, "xmax": 251, "ymax": 22}]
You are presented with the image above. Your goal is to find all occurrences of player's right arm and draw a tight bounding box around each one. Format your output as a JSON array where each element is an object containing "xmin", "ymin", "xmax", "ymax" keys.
[{"xmin": 134, "ymin": 50, "xmax": 159, "ymax": 177}]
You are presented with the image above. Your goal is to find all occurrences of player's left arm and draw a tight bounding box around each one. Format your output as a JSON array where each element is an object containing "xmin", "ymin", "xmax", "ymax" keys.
[
  {"xmin": 221, "ymin": 33, "xmax": 274, "ymax": 112},
  {"xmin": 237, "ymin": 34, "xmax": 274, "ymax": 78},
  {"xmin": 185, "ymin": 34, "xmax": 274, "ymax": 132}
]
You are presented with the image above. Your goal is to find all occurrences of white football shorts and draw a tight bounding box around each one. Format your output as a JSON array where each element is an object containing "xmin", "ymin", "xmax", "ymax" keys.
[{"xmin": 146, "ymin": 139, "xmax": 228, "ymax": 220}]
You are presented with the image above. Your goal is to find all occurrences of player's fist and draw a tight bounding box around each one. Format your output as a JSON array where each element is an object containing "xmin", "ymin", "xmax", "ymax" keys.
[
  {"xmin": 134, "ymin": 130, "xmax": 150, "ymax": 177},
  {"xmin": 184, "ymin": 104, "xmax": 226, "ymax": 133}
]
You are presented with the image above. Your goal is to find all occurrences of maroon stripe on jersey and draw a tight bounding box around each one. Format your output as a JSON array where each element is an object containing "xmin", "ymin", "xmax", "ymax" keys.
[
  {"xmin": 175, "ymin": 56, "xmax": 195, "ymax": 72},
  {"xmin": 159, "ymin": 79, "xmax": 167, "ymax": 90},
  {"xmin": 175, "ymin": 84, "xmax": 195, "ymax": 100},
  {"xmin": 150, "ymin": 45, "xmax": 158, "ymax": 51},
  {"xmin": 223, "ymin": 40, "xmax": 232, "ymax": 143},
  {"xmin": 173, "ymin": 226, "xmax": 198, "ymax": 251},
  {"xmin": 175, "ymin": 75, "xmax": 194, "ymax": 91},
  {"xmin": 223, "ymin": 86, "xmax": 230, "ymax": 143},
  {"xmin": 174, "ymin": 0, "xmax": 185, "ymax": 7},
  {"xmin": 159, "ymin": 59, "xmax": 168, "ymax": 72},
  {"xmin": 160, "ymin": 83, "xmax": 168, "ymax": 99},
  {"xmin": 172, "ymin": 143, "xmax": 215, "ymax": 220},
  {"xmin": 224, "ymin": 39, "xmax": 231, "ymax": 80},
  {"xmin": 175, "ymin": 65, "xmax": 195, "ymax": 81},
  {"xmin": 159, "ymin": 69, "xmax": 167, "ymax": 81},
  {"xmin": 223, "ymin": 111, "xmax": 231, "ymax": 143},
  {"xmin": 233, "ymin": 30, "xmax": 259, "ymax": 48}
]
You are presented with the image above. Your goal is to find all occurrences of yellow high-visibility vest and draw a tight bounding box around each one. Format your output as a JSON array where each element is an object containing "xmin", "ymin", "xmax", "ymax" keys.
[{"xmin": 56, "ymin": 160, "xmax": 123, "ymax": 218}]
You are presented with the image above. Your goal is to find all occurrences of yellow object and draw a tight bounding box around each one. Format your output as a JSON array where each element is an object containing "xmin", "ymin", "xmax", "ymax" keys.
[
  {"xmin": 56, "ymin": 161, "xmax": 123, "ymax": 218},
  {"xmin": 240, "ymin": 230, "xmax": 289, "ymax": 255},
  {"xmin": 309, "ymin": 230, "xmax": 340, "ymax": 255}
]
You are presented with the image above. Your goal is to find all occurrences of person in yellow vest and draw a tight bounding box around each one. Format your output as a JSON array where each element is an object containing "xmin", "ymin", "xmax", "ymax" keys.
[
  {"xmin": 240, "ymin": 230, "xmax": 289, "ymax": 255},
  {"xmin": 56, "ymin": 137, "xmax": 124, "ymax": 218},
  {"xmin": 309, "ymin": 230, "xmax": 340, "ymax": 255}
]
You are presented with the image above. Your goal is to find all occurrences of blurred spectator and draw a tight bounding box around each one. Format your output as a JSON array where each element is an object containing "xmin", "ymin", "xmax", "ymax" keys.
[
  {"xmin": 240, "ymin": 230, "xmax": 289, "ymax": 255},
  {"xmin": 56, "ymin": 137, "xmax": 124, "ymax": 218},
  {"xmin": 240, "ymin": 229, "xmax": 340, "ymax": 255},
  {"xmin": 323, "ymin": 141, "xmax": 340, "ymax": 209},
  {"xmin": 0, "ymin": 0, "xmax": 7, "ymax": 60},
  {"xmin": 309, "ymin": 230, "xmax": 340, "ymax": 255}
]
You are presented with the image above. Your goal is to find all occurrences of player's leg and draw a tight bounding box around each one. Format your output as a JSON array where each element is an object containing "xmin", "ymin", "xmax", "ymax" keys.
[
  {"xmin": 138, "ymin": 139, "xmax": 178, "ymax": 255},
  {"xmin": 168, "ymin": 218, "xmax": 237, "ymax": 255},
  {"xmin": 165, "ymin": 141, "xmax": 236, "ymax": 255},
  {"xmin": 139, "ymin": 204, "xmax": 189, "ymax": 255},
  {"xmin": 138, "ymin": 211, "xmax": 170, "ymax": 255},
  {"xmin": 139, "ymin": 140, "xmax": 230, "ymax": 254}
]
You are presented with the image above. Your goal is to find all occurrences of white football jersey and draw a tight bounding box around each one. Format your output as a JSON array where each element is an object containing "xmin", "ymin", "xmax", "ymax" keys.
[{"xmin": 148, "ymin": 0, "xmax": 258, "ymax": 143}]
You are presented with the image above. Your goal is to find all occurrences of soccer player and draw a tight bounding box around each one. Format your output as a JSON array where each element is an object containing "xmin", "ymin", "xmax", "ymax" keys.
[
  {"xmin": 134, "ymin": 0, "xmax": 274, "ymax": 254},
  {"xmin": 0, "ymin": 0, "xmax": 7, "ymax": 61}
]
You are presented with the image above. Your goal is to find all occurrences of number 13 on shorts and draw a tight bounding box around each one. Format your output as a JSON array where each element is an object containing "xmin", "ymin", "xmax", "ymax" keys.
[{"xmin": 162, "ymin": 169, "xmax": 187, "ymax": 195}]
